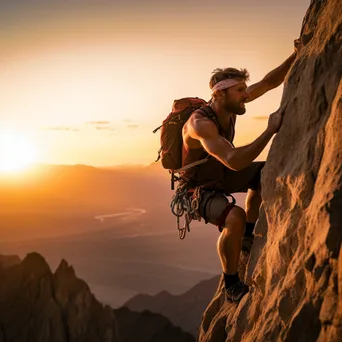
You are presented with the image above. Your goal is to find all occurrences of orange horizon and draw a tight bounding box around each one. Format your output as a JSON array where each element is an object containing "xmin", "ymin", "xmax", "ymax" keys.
[{"xmin": 0, "ymin": 0, "xmax": 310, "ymax": 168}]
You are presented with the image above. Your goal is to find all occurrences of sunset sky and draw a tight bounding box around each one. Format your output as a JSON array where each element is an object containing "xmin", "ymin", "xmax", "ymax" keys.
[{"xmin": 1, "ymin": 0, "xmax": 310, "ymax": 168}]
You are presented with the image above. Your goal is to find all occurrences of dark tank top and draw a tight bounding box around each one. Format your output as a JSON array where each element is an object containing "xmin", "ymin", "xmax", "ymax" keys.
[{"xmin": 181, "ymin": 106, "xmax": 236, "ymax": 188}]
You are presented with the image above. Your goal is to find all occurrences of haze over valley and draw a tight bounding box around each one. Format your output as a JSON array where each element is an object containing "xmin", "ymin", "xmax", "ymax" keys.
[{"xmin": 0, "ymin": 163, "xmax": 246, "ymax": 307}]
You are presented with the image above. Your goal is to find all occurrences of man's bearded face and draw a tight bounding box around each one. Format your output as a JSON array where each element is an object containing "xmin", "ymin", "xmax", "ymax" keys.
[{"xmin": 223, "ymin": 82, "xmax": 249, "ymax": 115}]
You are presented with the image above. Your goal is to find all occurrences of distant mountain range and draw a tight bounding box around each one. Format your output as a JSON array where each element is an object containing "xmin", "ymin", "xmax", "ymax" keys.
[
  {"xmin": 124, "ymin": 274, "xmax": 221, "ymax": 336},
  {"xmin": 0, "ymin": 253, "xmax": 195, "ymax": 342}
]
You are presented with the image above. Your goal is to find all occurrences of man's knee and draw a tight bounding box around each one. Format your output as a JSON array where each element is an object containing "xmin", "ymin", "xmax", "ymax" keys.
[
  {"xmin": 223, "ymin": 206, "xmax": 246, "ymax": 233},
  {"xmin": 249, "ymin": 162, "xmax": 264, "ymax": 191},
  {"xmin": 247, "ymin": 187, "xmax": 261, "ymax": 198}
]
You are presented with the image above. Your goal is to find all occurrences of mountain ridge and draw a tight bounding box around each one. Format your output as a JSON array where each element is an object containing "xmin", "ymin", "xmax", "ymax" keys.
[
  {"xmin": 124, "ymin": 275, "xmax": 221, "ymax": 336},
  {"xmin": 0, "ymin": 253, "xmax": 195, "ymax": 342}
]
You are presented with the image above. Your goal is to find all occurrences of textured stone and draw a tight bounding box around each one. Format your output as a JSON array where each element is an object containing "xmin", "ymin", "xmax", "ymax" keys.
[{"xmin": 198, "ymin": 0, "xmax": 342, "ymax": 341}]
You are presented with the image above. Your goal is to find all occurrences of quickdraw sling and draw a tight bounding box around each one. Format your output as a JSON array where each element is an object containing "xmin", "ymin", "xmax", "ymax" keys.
[{"xmin": 170, "ymin": 183, "xmax": 202, "ymax": 240}]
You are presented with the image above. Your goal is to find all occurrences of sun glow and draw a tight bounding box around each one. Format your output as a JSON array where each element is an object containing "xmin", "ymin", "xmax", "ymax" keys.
[{"xmin": 0, "ymin": 130, "xmax": 37, "ymax": 172}]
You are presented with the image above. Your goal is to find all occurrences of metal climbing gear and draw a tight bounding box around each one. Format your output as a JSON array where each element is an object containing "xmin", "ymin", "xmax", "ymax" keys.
[{"xmin": 170, "ymin": 183, "xmax": 203, "ymax": 240}]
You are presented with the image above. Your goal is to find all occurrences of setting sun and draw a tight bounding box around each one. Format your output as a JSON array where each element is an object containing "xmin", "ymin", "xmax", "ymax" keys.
[{"xmin": 0, "ymin": 130, "xmax": 37, "ymax": 172}]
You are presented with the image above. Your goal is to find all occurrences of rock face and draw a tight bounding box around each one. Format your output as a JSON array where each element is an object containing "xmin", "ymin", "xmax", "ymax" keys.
[
  {"xmin": 198, "ymin": 1, "xmax": 342, "ymax": 341},
  {"xmin": 124, "ymin": 275, "xmax": 220, "ymax": 336}
]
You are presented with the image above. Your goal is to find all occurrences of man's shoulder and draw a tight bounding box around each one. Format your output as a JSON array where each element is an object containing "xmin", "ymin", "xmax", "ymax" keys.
[
  {"xmin": 188, "ymin": 112, "xmax": 215, "ymax": 131},
  {"xmin": 187, "ymin": 111, "xmax": 218, "ymax": 139},
  {"xmin": 191, "ymin": 110, "xmax": 208, "ymax": 121},
  {"xmin": 190, "ymin": 107, "xmax": 216, "ymax": 124}
]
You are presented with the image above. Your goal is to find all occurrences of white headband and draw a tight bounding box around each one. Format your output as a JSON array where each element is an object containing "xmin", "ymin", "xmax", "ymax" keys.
[{"xmin": 211, "ymin": 79, "xmax": 243, "ymax": 92}]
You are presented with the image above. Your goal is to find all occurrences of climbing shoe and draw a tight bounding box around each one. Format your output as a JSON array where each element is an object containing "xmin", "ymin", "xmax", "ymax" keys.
[{"xmin": 225, "ymin": 281, "xmax": 249, "ymax": 303}]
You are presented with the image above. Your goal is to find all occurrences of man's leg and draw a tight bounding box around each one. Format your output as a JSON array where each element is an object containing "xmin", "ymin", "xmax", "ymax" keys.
[
  {"xmin": 219, "ymin": 161, "xmax": 264, "ymax": 234},
  {"xmin": 198, "ymin": 190, "xmax": 253, "ymax": 303},
  {"xmin": 216, "ymin": 206, "xmax": 249, "ymax": 303},
  {"xmin": 242, "ymin": 182, "xmax": 262, "ymax": 254},
  {"xmin": 245, "ymin": 186, "xmax": 262, "ymax": 224},
  {"xmin": 217, "ymin": 206, "xmax": 246, "ymax": 274}
]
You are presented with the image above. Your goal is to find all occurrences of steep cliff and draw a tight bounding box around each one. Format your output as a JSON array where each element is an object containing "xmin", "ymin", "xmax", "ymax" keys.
[{"xmin": 199, "ymin": 0, "xmax": 342, "ymax": 341}]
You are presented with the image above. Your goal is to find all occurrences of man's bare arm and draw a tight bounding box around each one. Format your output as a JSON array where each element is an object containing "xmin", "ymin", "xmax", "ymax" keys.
[
  {"xmin": 246, "ymin": 52, "xmax": 296, "ymax": 103},
  {"xmin": 190, "ymin": 110, "xmax": 284, "ymax": 171}
]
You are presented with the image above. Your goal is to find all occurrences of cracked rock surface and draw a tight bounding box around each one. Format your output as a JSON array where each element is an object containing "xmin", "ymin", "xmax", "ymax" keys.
[{"xmin": 198, "ymin": 1, "xmax": 342, "ymax": 341}]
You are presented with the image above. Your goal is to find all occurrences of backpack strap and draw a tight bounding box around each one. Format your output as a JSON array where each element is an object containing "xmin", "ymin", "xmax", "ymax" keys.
[
  {"xmin": 197, "ymin": 106, "xmax": 223, "ymax": 135},
  {"xmin": 174, "ymin": 155, "xmax": 210, "ymax": 173},
  {"xmin": 173, "ymin": 106, "xmax": 219, "ymax": 174},
  {"xmin": 199, "ymin": 105, "xmax": 235, "ymax": 146}
]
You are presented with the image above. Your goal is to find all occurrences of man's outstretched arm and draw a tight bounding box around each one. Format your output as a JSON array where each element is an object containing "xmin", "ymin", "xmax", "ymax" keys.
[
  {"xmin": 246, "ymin": 39, "xmax": 300, "ymax": 102},
  {"xmin": 189, "ymin": 109, "xmax": 284, "ymax": 171}
]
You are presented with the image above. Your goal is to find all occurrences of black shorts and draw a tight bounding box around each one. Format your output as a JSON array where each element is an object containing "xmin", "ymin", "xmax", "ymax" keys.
[{"xmin": 198, "ymin": 162, "xmax": 265, "ymax": 231}]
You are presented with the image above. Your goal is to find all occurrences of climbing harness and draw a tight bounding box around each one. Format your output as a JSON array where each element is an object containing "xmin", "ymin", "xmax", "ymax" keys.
[
  {"xmin": 170, "ymin": 183, "xmax": 203, "ymax": 240},
  {"xmin": 170, "ymin": 181, "xmax": 237, "ymax": 239}
]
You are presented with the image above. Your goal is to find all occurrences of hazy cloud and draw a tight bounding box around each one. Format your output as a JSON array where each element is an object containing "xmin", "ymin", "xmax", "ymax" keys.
[
  {"xmin": 253, "ymin": 116, "xmax": 268, "ymax": 121},
  {"xmin": 95, "ymin": 126, "xmax": 116, "ymax": 131},
  {"xmin": 85, "ymin": 121, "xmax": 110, "ymax": 125},
  {"xmin": 83, "ymin": 120, "xmax": 138, "ymax": 132},
  {"xmin": 42, "ymin": 120, "xmax": 138, "ymax": 133},
  {"xmin": 85, "ymin": 121, "xmax": 116, "ymax": 131},
  {"xmin": 43, "ymin": 126, "xmax": 81, "ymax": 132}
]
